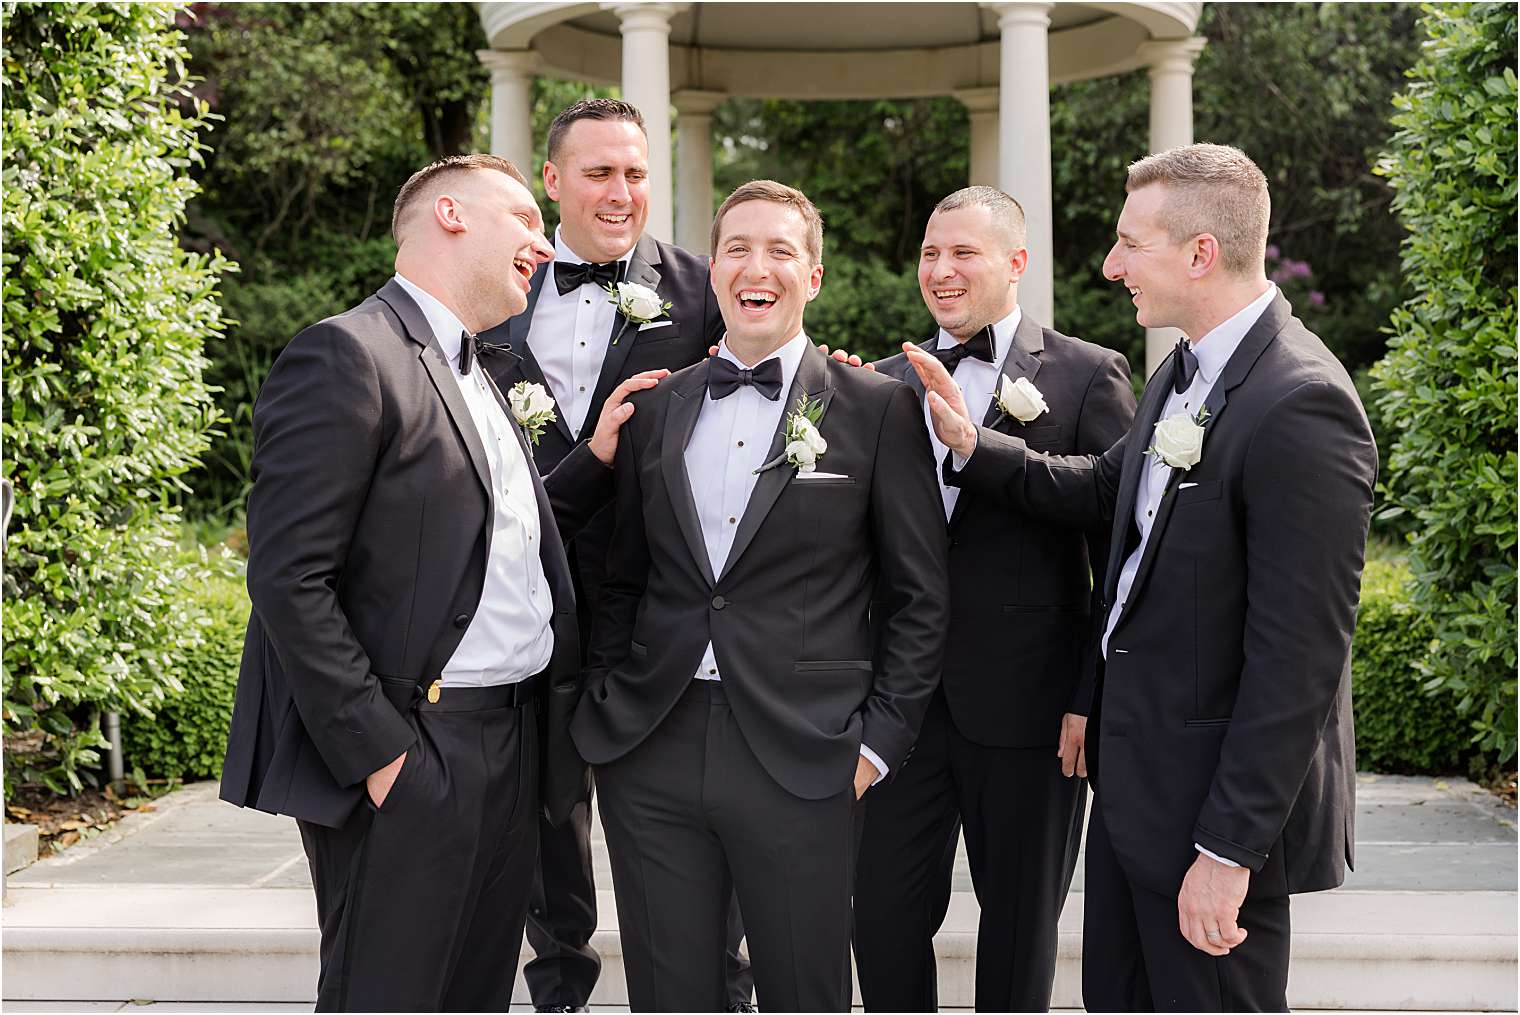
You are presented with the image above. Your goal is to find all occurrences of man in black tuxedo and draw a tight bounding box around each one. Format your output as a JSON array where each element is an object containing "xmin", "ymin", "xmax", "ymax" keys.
[
  {"xmin": 573, "ymin": 181, "xmax": 949, "ymax": 1012},
  {"xmin": 476, "ymin": 98, "xmax": 746, "ymax": 1013},
  {"xmin": 220, "ymin": 154, "xmax": 658, "ymax": 1011},
  {"xmin": 856, "ymin": 187, "xmax": 1135, "ymax": 1012},
  {"xmin": 908, "ymin": 144, "xmax": 1376, "ymax": 1012}
]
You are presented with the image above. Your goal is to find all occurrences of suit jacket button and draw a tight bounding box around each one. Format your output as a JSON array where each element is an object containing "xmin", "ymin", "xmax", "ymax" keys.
[
  {"xmin": 711, "ymin": 595, "xmax": 726, "ymax": 610},
  {"xmin": 453, "ymin": 613, "xmax": 470, "ymax": 628}
]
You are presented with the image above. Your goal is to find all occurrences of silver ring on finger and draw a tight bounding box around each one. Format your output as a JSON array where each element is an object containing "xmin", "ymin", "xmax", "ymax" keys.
[{"xmin": 1205, "ymin": 929, "xmax": 1222, "ymax": 942}]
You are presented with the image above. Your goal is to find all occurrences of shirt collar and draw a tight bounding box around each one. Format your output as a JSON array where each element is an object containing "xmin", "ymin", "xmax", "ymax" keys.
[
  {"xmin": 935, "ymin": 305, "xmax": 1021, "ymax": 365},
  {"xmin": 554, "ymin": 226, "xmax": 635, "ymax": 268},
  {"xmin": 1190, "ymin": 284, "xmax": 1276, "ymax": 385},
  {"xmin": 716, "ymin": 330, "xmax": 810, "ymax": 397},
  {"xmin": 393, "ymin": 273, "xmax": 471, "ymax": 371}
]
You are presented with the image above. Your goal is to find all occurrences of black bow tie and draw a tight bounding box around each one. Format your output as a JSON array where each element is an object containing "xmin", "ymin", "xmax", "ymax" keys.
[
  {"xmin": 708, "ymin": 355, "xmax": 784, "ymax": 401},
  {"xmin": 932, "ymin": 326, "xmax": 996, "ymax": 371},
  {"xmin": 1170, "ymin": 337, "xmax": 1200, "ymax": 394},
  {"xmin": 457, "ymin": 330, "xmax": 482, "ymax": 375},
  {"xmin": 554, "ymin": 259, "xmax": 622, "ymax": 296}
]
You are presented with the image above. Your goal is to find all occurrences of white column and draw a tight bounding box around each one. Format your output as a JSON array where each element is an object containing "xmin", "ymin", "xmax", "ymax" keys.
[
  {"xmin": 1137, "ymin": 37, "xmax": 1207, "ymax": 376},
  {"xmin": 605, "ymin": 2, "xmax": 687, "ymax": 243},
  {"xmin": 952, "ymin": 87, "xmax": 1000, "ymax": 189},
  {"xmin": 986, "ymin": 2, "xmax": 1054, "ymax": 327},
  {"xmin": 673, "ymin": 90, "xmax": 725, "ymax": 255},
  {"xmin": 476, "ymin": 49, "xmax": 538, "ymax": 176}
]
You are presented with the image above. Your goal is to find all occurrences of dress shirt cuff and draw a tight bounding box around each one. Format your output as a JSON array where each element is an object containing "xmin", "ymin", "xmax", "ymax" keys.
[
  {"xmin": 859, "ymin": 744, "xmax": 888, "ymax": 785},
  {"xmin": 950, "ymin": 447, "xmax": 972, "ymax": 471},
  {"xmin": 1195, "ymin": 844, "xmax": 1243, "ymax": 868}
]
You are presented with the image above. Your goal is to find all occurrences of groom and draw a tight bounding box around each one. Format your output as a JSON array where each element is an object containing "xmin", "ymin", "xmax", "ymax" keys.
[
  {"xmin": 910, "ymin": 144, "xmax": 1376, "ymax": 1011},
  {"xmin": 573, "ymin": 180, "xmax": 949, "ymax": 1012}
]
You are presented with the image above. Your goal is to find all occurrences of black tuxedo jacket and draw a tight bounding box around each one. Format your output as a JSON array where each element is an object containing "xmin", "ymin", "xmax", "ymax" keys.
[
  {"xmin": 220, "ymin": 279, "xmax": 610, "ymax": 830},
  {"xmin": 950, "ymin": 292, "xmax": 1376, "ymax": 898},
  {"xmin": 875, "ymin": 314, "xmax": 1135, "ymax": 747},
  {"xmin": 572, "ymin": 344, "xmax": 951, "ymax": 799},
  {"xmin": 479, "ymin": 235, "xmax": 724, "ymax": 628}
]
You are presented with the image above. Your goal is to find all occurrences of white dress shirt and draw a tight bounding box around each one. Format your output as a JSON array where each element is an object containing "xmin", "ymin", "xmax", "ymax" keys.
[
  {"xmin": 683, "ymin": 332, "xmax": 888, "ymax": 780},
  {"xmin": 925, "ymin": 307, "xmax": 1020, "ymax": 519},
  {"xmin": 525, "ymin": 229, "xmax": 635, "ymax": 438},
  {"xmin": 1096, "ymin": 283, "xmax": 1275, "ymax": 870},
  {"xmin": 393, "ymin": 273, "xmax": 555, "ymax": 686}
]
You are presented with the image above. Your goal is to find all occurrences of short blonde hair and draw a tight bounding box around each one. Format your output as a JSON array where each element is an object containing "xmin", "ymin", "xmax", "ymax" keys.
[
  {"xmin": 1126, "ymin": 143, "xmax": 1270, "ymax": 276},
  {"xmin": 391, "ymin": 154, "xmax": 528, "ymax": 239},
  {"xmin": 710, "ymin": 180, "xmax": 824, "ymax": 264}
]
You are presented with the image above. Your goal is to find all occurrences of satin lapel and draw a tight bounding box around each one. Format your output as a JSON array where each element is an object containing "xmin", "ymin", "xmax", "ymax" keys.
[
  {"xmin": 1101, "ymin": 361, "xmax": 1175, "ymax": 604},
  {"xmin": 720, "ymin": 344, "xmax": 835, "ymax": 582},
  {"xmin": 378, "ymin": 283, "xmax": 496, "ymax": 539},
  {"xmin": 900, "ymin": 338, "xmax": 930, "ymax": 400},
  {"xmin": 492, "ymin": 266, "xmax": 574, "ymax": 446},
  {"xmin": 1118, "ymin": 294, "xmax": 1287, "ymax": 613},
  {"xmin": 980, "ymin": 314, "xmax": 1044, "ymax": 427},
  {"xmin": 662, "ymin": 362, "xmax": 717, "ymax": 588},
  {"xmin": 948, "ymin": 318, "xmax": 1044, "ymax": 532},
  {"xmin": 588, "ymin": 235, "xmax": 665, "ymax": 428}
]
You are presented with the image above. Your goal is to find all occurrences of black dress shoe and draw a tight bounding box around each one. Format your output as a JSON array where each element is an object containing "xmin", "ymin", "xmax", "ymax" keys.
[
  {"xmin": 534, "ymin": 1007, "xmax": 587, "ymax": 1013},
  {"xmin": 726, "ymin": 1004, "xmax": 759, "ymax": 1013}
]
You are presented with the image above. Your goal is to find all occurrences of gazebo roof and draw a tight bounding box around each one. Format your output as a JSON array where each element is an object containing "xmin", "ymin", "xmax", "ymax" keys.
[{"xmin": 479, "ymin": 2, "xmax": 1205, "ymax": 98}]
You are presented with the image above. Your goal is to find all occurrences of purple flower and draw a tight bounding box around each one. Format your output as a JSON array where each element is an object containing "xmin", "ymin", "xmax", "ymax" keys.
[
  {"xmin": 1265, "ymin": 243, "xmax": 1281, "ymax": 260},
  {"xmin": 1309, "ymin": 291, "xmax": 1326, "ymax": 307}
]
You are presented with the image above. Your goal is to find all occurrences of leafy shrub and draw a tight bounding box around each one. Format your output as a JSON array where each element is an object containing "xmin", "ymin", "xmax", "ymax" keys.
[
  {"xmin": 1353, "ymin": 560, "xmax": 1471, "ymax": 774},
  {"xmin": 1, "ymin": 2, "xmax": 228, "ymax": 792},
  {"xmin": 807, "ymin": 258, "xmax": 935, "ymax": 364},
  {"xmin": 123, "ymin": 552, "xmax": 247, "ymax": 780},
  {"xmin": 1370, "ymin": 2, "xmax": 1518, "ymax": 761}
]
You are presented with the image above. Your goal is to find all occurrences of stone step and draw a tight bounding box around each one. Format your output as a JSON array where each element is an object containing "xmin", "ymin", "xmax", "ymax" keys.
[
  {"xmin": 4, "ymin": 822, "xmax": 39, "ymax": 875},
  {"xmin": 3, "ymin": 885, "xmax": 1514, "ymax": 1011}
]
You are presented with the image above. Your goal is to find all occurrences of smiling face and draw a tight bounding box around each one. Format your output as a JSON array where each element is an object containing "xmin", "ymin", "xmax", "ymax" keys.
[
  {"xmin": 1102, "ymin": 183, "xmax": 1195, "ymax": 331},
  {"xmin": 710, "ymin": 199, "xmax": 824, "ymax": 356},
  {"xmin": 461, "ymin": 170, "xmax": 554, "ymax": 327},
  {"xmin": 544, "ymin": 118, "xmax": 650, "ymax": 263},
  {"xmin": 917, "ymin": 204, "xmax": 1024, "ymax": 339}
]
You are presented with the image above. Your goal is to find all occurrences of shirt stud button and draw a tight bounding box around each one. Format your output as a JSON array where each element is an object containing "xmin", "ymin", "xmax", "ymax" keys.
[{"xmin": 737, "ymin": 440, "xmax": 744, "ymax": 447}]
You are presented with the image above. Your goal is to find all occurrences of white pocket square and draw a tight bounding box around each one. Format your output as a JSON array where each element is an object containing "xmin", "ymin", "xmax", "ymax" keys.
[
  {"xmin": 638, "ymin": 319, "xmax": 673, "ymax": 331},
  {"xmin": 1179, "ymin": 482, "xmax": 1199, "ymax": 489},
  {"xmin": 795, "ymin": 471, "xmax": 850, "ymax": 481}
]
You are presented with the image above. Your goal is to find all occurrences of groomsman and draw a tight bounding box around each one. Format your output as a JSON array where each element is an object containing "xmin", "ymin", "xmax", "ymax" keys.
[
  {"xmin": 574, "ymin": 181, "xmax": 949, "ymax": 1012},
  {"xmin": 477, "ymin": 98, "xmax": 745, "ymax": 1012},
  {"xmin": 856, "ymin": 187, "xmax": 1135, "ymax": 1012},
  {"xmin": 909, "ymin": 144, "xmax": 1376, "ymax": 1011},
  {"xmin": 220, "ymin": 154, "xmax": 655, "ymax": 1010}
]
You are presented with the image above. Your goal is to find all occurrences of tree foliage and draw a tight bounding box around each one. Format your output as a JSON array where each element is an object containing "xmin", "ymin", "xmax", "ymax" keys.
[
  {"xmin": 2, "ymin": 1, "xmax": 227, "ymax": 791},
  {"xmin": 1370, "ymin": 2, "xmax": 1517, "ymax": 761}
]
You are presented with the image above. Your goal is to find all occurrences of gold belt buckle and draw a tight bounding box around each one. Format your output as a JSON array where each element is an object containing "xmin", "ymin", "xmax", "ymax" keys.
[{"xmin": 427, "ymin": 679, "xmax": 442, "ymax": 704}]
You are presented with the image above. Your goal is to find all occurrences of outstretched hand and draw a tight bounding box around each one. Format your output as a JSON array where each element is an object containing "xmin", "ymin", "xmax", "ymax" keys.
[
  {"xmin": 903, "ymin": 342, "xmax": 977, "ymax": 457},
  {"xmin": 588, "ymin": 369, "xmax": 670, "ymax": 466}
]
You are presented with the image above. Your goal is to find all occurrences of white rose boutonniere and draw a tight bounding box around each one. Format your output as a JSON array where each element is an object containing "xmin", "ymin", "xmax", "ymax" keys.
[
  {"xmin": 605, "ymin": 281, "xmax": 672, "ymax": 344},
  {"xmin": 508, "ymin": 381, "xmax": 558, "ymax": 445},
  {"xmin": 756, "ymin": 396, "xmax": 827, "ymax": 474},
  {"xmin": 992, "ymin": 375, "xmax": 1049, "ymax": 426},
  {"xmin": 1146, "ymin": 405, "xmax": 1209, "ymax": 469}
]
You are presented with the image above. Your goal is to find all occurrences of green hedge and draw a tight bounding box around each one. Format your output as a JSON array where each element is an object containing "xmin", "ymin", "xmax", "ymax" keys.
[
  {"xmin": 122, "ymin": 553, "xmax": 247, "ymax": 781},
  {"xmin": 2, "ymin": 2, "xmax": 229, "ymax": 793},
  {"xmin": 1353, "ymin": 559, "xmax": 1471, "ymax": 774},
  {"xmin": 1370, "ymin": 1, "xmax": 1518, "ymax": 762}
]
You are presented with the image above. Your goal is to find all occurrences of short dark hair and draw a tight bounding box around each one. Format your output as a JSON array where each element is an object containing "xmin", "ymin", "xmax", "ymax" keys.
[
  {"xmin": 710, "ymin": 180, "xmax": 825, "ymax": 264},
  {"xmin": 546, "ymin": 98, "xmax": 647, "ymax": 164},
  {"xmin": 391, "ymin": 153, "xmax": 527, "ymax": 239},
  {"xmin": 933, "ymin": 186, "xmax": 1027, "ymax": 250}
]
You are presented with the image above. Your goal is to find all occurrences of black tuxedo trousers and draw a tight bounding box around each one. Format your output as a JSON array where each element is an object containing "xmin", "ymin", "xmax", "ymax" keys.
[
  {"xmin": 854, "ymin": 692, "xmax": 1085, "ymax": 1013},
  {"xmin": 299, "ymin": 685, "xmax": 539, "ymax": 1012},
  {"xmin": 597, "ymin": 682, "xmax": 860, "ymax": 1012}
]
